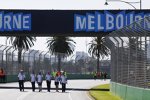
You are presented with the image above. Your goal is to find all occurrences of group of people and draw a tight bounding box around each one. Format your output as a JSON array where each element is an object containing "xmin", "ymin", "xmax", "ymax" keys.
[
  {"xmin": 93, "ymin": 71, "xmax": 108, "ymax": 80},
  {"xmin": 0, "ymin": 68, "xmax": 6, "ymax": 83},
  {"xmin": 17, "ymin": 70, "xmax": 67, "ymax": 93}
]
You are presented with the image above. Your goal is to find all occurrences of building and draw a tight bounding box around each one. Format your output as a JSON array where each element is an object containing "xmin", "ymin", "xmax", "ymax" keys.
[{"xmin": 75, "ymin": 51, "xmax": 89, "ymax": 61}]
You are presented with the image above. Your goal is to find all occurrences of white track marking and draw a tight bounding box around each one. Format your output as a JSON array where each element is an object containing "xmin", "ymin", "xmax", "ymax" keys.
[
  {"xmin": 85, "ymin": 92, "xmax": 93, "ymax": 100},
  {"xmin": 17, "ymin": 91, "xmax": 31, "ymax": 100},
  {"xmin": 68, "ymin": 89, "xmax": 73, "ymax": 100}
]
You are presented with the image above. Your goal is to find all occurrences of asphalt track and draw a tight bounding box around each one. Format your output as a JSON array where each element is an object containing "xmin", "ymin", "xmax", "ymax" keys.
[{"xmin": 0, "ymin": 79, "xmax": 110, "ymax": 100}]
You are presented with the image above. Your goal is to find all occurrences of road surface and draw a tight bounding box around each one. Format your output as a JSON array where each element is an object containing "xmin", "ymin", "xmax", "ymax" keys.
[{"xmin": 0, "ymin": 79, "xmax": 110, "ymax": 100}]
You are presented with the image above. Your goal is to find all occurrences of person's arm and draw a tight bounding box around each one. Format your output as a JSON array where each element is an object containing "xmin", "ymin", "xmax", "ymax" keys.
[
  {"xmin": 23, "ymin": 74, "xmax": 26, "ymax": 82},
  {"xmin": 50, "ymin": 75, "xmax": 52, "ymax": 81},
  {"xmin": 24, "ymin": 74, "xmax": 26, "ymax": 79},
  {"xmin": 65, "ymin": 77, "xmax": 68, "ymax": 84},
  {"xmin": 18, "ymin": 73, "xmax": 20, "ymax": 78},
  {"xmin": 36, "ymin": 75, "xmax": 38, "ymax": 83},
  {"xmin": 41, "ymin": 75, "xmax": 43, "ymax": 82},
  {"xmin": 60, "ymin": 76, "xmax": 62, "ymax": 84},
  {"xmin": 45, "ymin": 75, "xmax": 47, "ymax": 80}
]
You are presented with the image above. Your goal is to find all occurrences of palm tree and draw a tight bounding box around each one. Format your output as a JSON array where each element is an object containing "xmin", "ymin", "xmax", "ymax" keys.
[
  {"xmin": 46, "ymin": 36, "xmax": 76, "ymax": 71},
  {"xmin": 7, "ymin": 36, "xmax": 36, "ymax": 69},
  {"xmin": 88, "ymin": 37, "xmax": 110, "ymax": 73}
]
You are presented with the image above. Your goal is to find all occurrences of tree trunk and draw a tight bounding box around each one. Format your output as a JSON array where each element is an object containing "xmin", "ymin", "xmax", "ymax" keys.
[
  {"xmin": 97, "ymin": 54, "xmax": 100, "ymax": 73},
  {"xmin": 57, "ymin": 53, "xmax": 61, "ymax": 71},
  {"xmin": 18, "ymin": 48, "xmax": 22, "ymax": 70}
]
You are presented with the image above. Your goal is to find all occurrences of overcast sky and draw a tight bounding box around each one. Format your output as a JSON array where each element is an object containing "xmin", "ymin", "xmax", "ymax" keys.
[
  {"xmin": 0, "ymin": 0, "xmax": 149, "ymax": 54},
  {"xmin": 0, "ymin": 0, "xmax": 148, "ymax": 10}
]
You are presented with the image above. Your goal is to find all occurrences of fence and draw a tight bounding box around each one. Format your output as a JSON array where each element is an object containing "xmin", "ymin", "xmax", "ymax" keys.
[
  {"xmin": 0, "ymin": 45, "xmax": 111, "ymax": 79},
  {"xmin": 104, "ymin": 16, "xmax": 150, "ymax": 89},
  {"xmin": 0, "ymin": 46, "xmax": 52, "ymax": 75}
]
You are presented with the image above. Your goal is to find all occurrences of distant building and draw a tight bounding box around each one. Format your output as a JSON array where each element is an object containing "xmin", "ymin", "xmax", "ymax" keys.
[
  {"xmin": 100, "ymin": 60, "xmax": 111, "ymax": 74},
  {"xmin": 50, "ymin": 55, "xmax": 67, "ymax": 64},
  {"xmin": 75, "ymin": 51, "xmax": 89, "ymax": 61}
]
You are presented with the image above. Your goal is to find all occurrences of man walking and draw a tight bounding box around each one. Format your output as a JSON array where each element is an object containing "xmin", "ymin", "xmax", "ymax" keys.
[
  {"xmin": 30, "ymin": 71, "xmax": 36, "ymax": 92},
  {"xmin": 37, "ymin": 72, "xmax": 43, "ymax": 92},
  {"xmin": 54, "ymin": 73, "xmax": 60, "ymax": 92},
  {"xmin": 18, "ymin": 70, "xmax": 25, "ymax": 91},
  {"xmin": 45, "ymin": 72, "xmax": 52, "ymax": 92},
  {"xmin": 60, "ymin": 72, "xmax": 67, "ymax": 93}
]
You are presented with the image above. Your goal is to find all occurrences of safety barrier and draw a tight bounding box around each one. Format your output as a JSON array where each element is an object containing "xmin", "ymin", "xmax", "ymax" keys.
[
  {"xmin": 110, "ymin": 82, "xmax": 150, "ymax": 100},
  {"xmin": 0, "ymin": 74, "xmax": 110, "ymax": 83}
]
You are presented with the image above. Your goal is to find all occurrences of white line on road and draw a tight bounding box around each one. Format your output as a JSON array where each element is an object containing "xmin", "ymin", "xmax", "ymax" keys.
[
  {"xmin": 68, "ymin": 89, "xmax": 73, "ymax": 100},
  {"xmin": 85, "ymin": 92, "xmax": 93, "ymax": 100},
  {"xmin": 17, "ymin": 91, "xmax": 31, "ymax": 100}
]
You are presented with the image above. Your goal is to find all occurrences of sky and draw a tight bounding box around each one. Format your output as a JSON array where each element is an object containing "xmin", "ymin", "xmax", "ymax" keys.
[
  {"xmin": 0, "ymin": 37, "xmax": 92, "ymax": 54},
  {"xmin": 0, "ymin": 0, "xmax": 149, "ymax": 54},
  {"xmin": 30, "ymin": 37, "xmax": 92, "ymax": 53},
  {"xmin": 0, "ymin": 0, "xmax": 148, "ymax": 10}
]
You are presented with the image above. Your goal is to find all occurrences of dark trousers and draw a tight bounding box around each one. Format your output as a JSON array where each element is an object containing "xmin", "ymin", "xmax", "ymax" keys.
[
  {"xmin": 46, "ymin": 80, "xmax": 51, "ymax": 92},
  {"xmin": 31, "ymin": 82, "xmax": 35, "ymax": 92},
  {"xmin": 55, "ymin": 82, "xmax": 59, "ymax": 92},
  {"xmin": 62, "ymin": 83, "xmax": 66, "ymax": 92},
  {"xmin": 94, "ymin": 76, "xmax": 97, "ymax": 80},
  {"xmin": 19, "ymin": 80, "xmax": 24, "ymax": 91},
  {"xmin": 38, "ymin": 82, "xmax": 42, "ymax": 92},
  {"xmin": 0, "ymin": 75, "xmax": 6, "ymax": 83}
]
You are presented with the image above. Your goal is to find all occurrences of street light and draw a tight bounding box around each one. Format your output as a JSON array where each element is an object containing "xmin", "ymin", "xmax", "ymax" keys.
[{"xmin": 105, "ymin": 0, "xmax": 142, "ymax": 9}]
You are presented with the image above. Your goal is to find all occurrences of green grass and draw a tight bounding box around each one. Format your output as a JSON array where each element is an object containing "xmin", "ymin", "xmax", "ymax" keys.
[{"xmin": 89, "ymin": 84, "xmax": 122, "ymax": 100}]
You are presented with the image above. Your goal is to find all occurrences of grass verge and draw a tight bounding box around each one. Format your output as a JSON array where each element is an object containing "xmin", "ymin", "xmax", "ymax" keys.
[{"xmin": 89, "ymin": 84, "xmax": 122, "ymax": 100}]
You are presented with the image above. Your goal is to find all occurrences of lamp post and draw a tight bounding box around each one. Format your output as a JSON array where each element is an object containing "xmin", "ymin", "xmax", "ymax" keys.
[{"xmin": 105, "ymin": 0, "xmax": 142, "ymax": 9}]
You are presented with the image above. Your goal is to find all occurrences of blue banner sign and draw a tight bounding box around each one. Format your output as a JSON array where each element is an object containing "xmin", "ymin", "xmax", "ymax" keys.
[
  {"xmin": 0, "ymin": 10, "xmax": 150, "ymax": 36},
  {"xmin": 0, "ymin": 12, "xmax": 31, "ymax": 31},
  {"xmin": 74, "ymin": 11, "xmax": 150, "ymax": 32}
]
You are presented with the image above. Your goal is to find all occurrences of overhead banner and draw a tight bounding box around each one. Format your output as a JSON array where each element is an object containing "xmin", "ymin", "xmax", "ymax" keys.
[{"xmin": 0, "ymin": 10, "xmax": 150, "ymax": 36}]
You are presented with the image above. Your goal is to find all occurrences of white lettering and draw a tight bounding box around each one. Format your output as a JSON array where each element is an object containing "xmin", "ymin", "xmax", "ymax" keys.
[
  {"xmin": 4, "ymin": 15, "xmax": 11, "ymax": 30},
  {"xmin": 75, "ymin": 16, "xmax": 86, "ymax": 30},
  {"xmin": 97, "ymin": 14, "xmax": 104, "ymax": 30},
  {"xmin": 144, "ymin": 15, "xmax": 150, "ymax": 30},
  {"xmin": 0, "ymin": 13, "xmax": 2, "ymax": 30},
  {"xmin": 106, "ymin": 13, "xmax": 114, "ymax": 30},
  {"xmin": 13, "ymin": 14, "xmax": 22, "ymax": 29},
  {"xmin": 87, "ymin": 15, "xmax": 95, "ymax": 30},
  {"xmin": 116, "ymin": 14, "xmax": 124, "ymax": 29},
  {"xmin": 23, "ymin": 15, "xmax": 30, "ymax": 29}
]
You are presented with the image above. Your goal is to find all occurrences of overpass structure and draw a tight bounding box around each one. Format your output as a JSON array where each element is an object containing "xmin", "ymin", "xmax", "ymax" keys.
[{"xmin": 0, "ymin": 9, "xmax": 150, "ymax": 36}]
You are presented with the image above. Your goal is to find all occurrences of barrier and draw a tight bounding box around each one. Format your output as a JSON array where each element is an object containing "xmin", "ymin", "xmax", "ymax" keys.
[
  {"xmin": 0, "ymin": 73, "xmax": 111, "ymax": 83},
  {"xmin": 111, "ymin": 82, "xmax": 150, "ymax": 100}
]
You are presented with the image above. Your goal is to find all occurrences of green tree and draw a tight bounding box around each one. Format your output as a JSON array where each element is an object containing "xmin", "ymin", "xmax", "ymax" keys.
[
  {"xmin": 88, "ymin": 37, "xmax": 109, "ymax": 73},
  {"xmin": 46, "ymin": 36, "xmax": 76, "ymax": 71},
  {"xmin": 7, "ymin": 36, "xmax": 36, "ymax": 69}
]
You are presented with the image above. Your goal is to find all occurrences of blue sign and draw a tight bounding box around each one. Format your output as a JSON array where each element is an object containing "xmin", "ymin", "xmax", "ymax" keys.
[
  {"xmin": 0, "ymin": 12, "xmax": 31, "ymax": 31},
  {"xmin": 74, "ymin": 11, "xmax": 150, "ymax": 32},
  {"xmin": 0, "ymin": 10, "xmax": 150, "ymax": 36}
]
